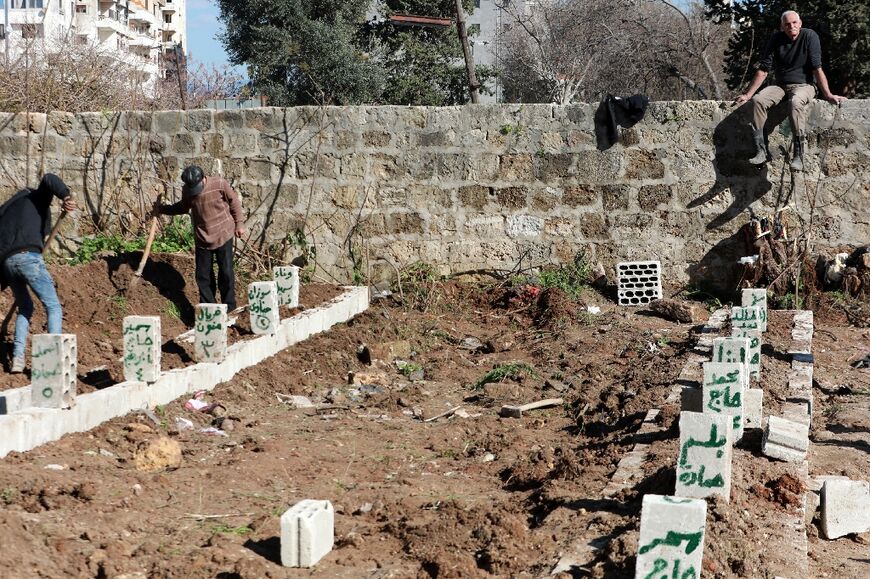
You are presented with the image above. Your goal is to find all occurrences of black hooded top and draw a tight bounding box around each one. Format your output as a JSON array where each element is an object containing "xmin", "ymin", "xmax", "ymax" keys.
[{"xmin": 0, "ymin": 174, "xmax": 70, "ymax": 285}]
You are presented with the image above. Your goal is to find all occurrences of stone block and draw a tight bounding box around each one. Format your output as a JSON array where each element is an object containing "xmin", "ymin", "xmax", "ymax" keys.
[
  {"xmin": 731, "ymin": 305, "xmax": 763, "ymax": 332},
  {"xmin": 676, "ymin": 411, "xmax": 733, "ymax": 500},
  {"xmin": 762, "ymin": 415, "xmax": 809, "ymax": 463},
  {"xmin": 744, "ymin": 388, "xmax": 763, "ymax": 429},
  {"xmin": 31, "ymin": 334, "xmax": 77, "ymax": 409},
  {"xmin": 730, "ymin": 328, "xmax": 761, "ymax": 379},
  {"xmin": 273, "ymin": 266, "xmax": 300, "ymax": 307},
  {"xmin": 0, "ymin": 413, "xmax": 31, "ymax": 457},
  {"xmin": 505, "ymin": 215, "xmax": 544, "ymax": 238},
  {"xmin": 248, "ymin": 281, "xmax": 280, "ymax": 335},
  {"xmin": 616, "ymin": 261, "xmax": 662, "ymax": 306},
  {"xmin": 195, "ymin": 304, "xmax": 228, "ymax": 363},
  {"xmin": 702, "ymin": 362, "xmax": 747, "ymax": 441},
  {"xmin": 712, "ymin": 336, "xmax": 751, "ymax": 366},
  {"xmin": 741, "ymin": 289, "xmax": 768, "ymax": 332},
  {"xmin": 821, "ymin": 479, "xmax": 870, "ymax": 539},
  {"xmin": 281, "ymin": 500, "xmax": 334, "ymax": 568},
  {"xmin": 123, "ymin": 316, "xmax": 161, "ymax": 383},
  {"xmin": 0, "ymin": 386, "xmax": 30, "ymax": 415},
  {"xmin": 635, "ymin": 494, "xmax": 706, "ymax": 579}
]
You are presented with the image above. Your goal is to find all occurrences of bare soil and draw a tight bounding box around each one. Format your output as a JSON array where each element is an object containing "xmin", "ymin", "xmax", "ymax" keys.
[{"xmin": 0, "ymin": 259, "xmax": 867, "ymax": 578}]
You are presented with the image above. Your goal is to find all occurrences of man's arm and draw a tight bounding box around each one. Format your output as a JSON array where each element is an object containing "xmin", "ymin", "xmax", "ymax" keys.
[
  {"xmin": 735, "ymin": 70, "xmax": 769, "ymax": 105},
  {"xmin": 812, "ymin": 69, "xmax": 846, "ymax": 105},
  {"xmin": 156, "ymin": 198, "xmax": 190, "ymax": 216},
  {"xmin": 220, "ymin": 179, "xmax": 246, "ymax": 237}
]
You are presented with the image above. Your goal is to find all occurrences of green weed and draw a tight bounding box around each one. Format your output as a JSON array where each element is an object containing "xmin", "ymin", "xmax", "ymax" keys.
[
  {"xmin": 164, "ymin": 301, "xmax": 181, "ymax": 321},
  {"xmin": 0, "ymin": 487, "xmax": 18, "ymax": 504},
  {"xmin": 473, "ymin": 362, "xmax": 536, "ymax": 389},
  {"xmin": 397, "ymin": 361, "xmax": 423, "ymax": 378},
  {"xmin": 210, "ymin": 524, "xmax": 252, "ymax": 536},
  {"xmin": 537, "ymin": 254, "xmax": 593, "ymax": 300},
  {"xmin": 70, "ymin": 216, "xmax": 193, "ymax": 265}
]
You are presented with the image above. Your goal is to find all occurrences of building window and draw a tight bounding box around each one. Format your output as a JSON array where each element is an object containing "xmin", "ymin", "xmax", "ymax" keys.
[
  {"xmin": 75, "ymin": 4, "xmax": 86, "ymax": 12},
  {"xmin": 0, "ymin": 25, "xmax": 5, "ymax": 40},
  {"xmin": 164, "ymin": 13, "xmax": 171, "ymax": 24},
  {"xmin": 475, "ymin": 0, "xmax": 481, "ymax": 7}
]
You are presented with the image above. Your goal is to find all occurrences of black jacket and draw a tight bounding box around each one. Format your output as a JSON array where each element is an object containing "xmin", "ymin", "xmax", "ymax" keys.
[{"xmin": 0, "ymin": 174, "xmax": 70, "ymax": 289}]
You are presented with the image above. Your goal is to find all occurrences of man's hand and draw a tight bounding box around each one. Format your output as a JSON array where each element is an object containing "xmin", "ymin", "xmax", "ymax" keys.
[
  {"xmin": 235, "ymin": 226, "xmax": 246, "ymax": 238},
  {"xmin": 61, "ymin": 197, "xmax": 77, "ymax": 213},
  {"xmin": 734, "ymin": 93, "xmax": 752, "ymax": 106},
  {"xmin": 824, "ymin": 94, "xmax": 846, "ymax": 106}
]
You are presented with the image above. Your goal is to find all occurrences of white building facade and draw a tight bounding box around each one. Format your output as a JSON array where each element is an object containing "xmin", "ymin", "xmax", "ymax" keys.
[{"xmin": 2, "ymin": 0, "xmax": 186, "ymax": 95}]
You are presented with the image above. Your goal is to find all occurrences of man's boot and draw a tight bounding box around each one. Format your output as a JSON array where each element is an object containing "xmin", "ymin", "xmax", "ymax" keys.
[
  {"xmin": 790, "ymin": 136, "xmax": 806, "ymax": 171},
  {"xmin": 749, "ymin": 128, "xmax": 768, "ymax": 165}
]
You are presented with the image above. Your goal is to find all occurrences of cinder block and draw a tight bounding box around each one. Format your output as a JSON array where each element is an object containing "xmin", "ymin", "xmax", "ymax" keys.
[
  {"xmin": 741, "ymin": 289, "xmax": 768, "ymax": 332},
  {"xmin": 273, "ymin": 265, "xmax": 300, "ymax": 307},
  {"xmin": 743, "ymin": 388, "xmax": 763, "ymax": 429},
  {"xmin": 281, "ymin": 499, "xmax": 334, "ymax": 568},
  {"xmin": 731, "ymin": 305, "xmax": 763, "ymax": 333},
  {"xmin": 713, "ymin": 328, "xmax": 761, "ymax": 379},
  {"xmin": 123, "ymin": 316, "xmax": 161, "ymax": 383},
  {"xmin": 31, "ymin": 334, "xmax": 77, "ymax": 409},
  {"xmin": 195, "ymin": 304, "xmax": 228, "ymax": 363},
  {"xmin": 821, "ymin": 479, "xmax": 870, "ymax": 539},
  {"xmin": 248, "ymin": 281, "xmax": 280, "ymax": 334},
  {"xmin": 616, "ymin": 261, "xmax": 662, "ymax": 306},
  {"xmin": 762, "ymin": 415, "xmax": 809, "ymax": 463},
  {"xmin": 676, "ymin": 411, "xmax": 733, "ymax": 500},
  {"xmin": 807, "ymin": 476, "xmax": 850, "ymax": 525},
  {"xmin": 635, "ymin": 494, "xmax": 706, "ymax": 579},
  {"xmin": 0, "ymin": 386, "xmax": 31, "ymax": 415},
  {"xmin": 702, "ymin": 362, "xmax": 747, "ymax": 441},
  {"xmin": 0, "ymin": 413, "xmax": 32, "ymax": 456}
]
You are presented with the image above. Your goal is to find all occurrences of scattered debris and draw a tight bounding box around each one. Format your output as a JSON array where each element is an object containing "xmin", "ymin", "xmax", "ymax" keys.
[
  {"xmin": 356, "ymin": 344, "xmax": 372, "ymax": 365},
  {"xmin": 44, "ymin": 464, "xmax": 65, "ymax": 471},
  {"xmin": 174, "ymin": 417, "xmax": 194, "ymax": 431},
  {"xmin": 649, "ymin": 298, "xmax": 704, "ymax": 323},
  {"xmin": 277, "ymin": 394, "xmax": 314, "ymax": 408},
  {"xmin": 586, "ymin": 305, "xmax": 601, "ymax": 315},
  {"xmin": 499, "ymin": 397, "xmax": 564, "ymax": 418},
  {"xmin": 424, "ymin": 405, "xmax": 463, "ymax": 422},
  {"xmin": 200, "ymin": 427, "xmax": 228, "ymax": 437},
  {"xmin": 850, "ymin": 355, "xmax": 870, "ymax": 369}
]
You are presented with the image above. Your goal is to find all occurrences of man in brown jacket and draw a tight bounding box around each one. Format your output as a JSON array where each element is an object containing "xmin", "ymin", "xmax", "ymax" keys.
[{"xmin": 156, "ymin": 165, "xmax": 246, "ymax": 311}]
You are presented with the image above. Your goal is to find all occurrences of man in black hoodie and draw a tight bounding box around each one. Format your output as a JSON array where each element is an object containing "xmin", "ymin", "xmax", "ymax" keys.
[{"xmin": 0, "ymin": 174, "xmax": 77, "ymax": 373}]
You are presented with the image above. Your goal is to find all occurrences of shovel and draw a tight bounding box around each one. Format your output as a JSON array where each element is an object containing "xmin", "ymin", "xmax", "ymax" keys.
[{"xmin": 499, "ymin": 397, "xmax": 564, "ymax": 418}]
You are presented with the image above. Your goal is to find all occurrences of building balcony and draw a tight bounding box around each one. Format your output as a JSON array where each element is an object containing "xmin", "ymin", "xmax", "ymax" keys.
[
  {"xmin": 96, "ymin": 16, "xmax": 131, "ymax": 37},
  {"xmin": 162, "ymin": 4, "xmax": 176, "ymax": 14}
]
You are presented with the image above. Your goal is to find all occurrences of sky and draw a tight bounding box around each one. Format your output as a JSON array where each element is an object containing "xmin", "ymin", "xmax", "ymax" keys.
[{"xmin": 185, "ymin": 0, "xmax": 243, "ymax": 73}]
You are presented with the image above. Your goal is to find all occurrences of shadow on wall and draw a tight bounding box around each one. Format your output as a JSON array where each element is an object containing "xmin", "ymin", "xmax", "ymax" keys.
[{"xmin": 687, "ymin": 101, "xmax": 793, "ymax": 230}]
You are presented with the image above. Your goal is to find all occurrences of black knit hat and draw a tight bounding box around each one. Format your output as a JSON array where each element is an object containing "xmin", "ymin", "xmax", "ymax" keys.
[
  {"xmin": 37, "ymin": 173, "xmax": 70, "ymax": 198},
  {"xmin": 181, "ymin": 165, "xmax": 205, "ymax": 196}
]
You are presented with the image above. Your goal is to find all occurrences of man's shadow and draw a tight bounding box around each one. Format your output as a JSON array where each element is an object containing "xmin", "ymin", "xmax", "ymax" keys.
[
  {"xmin": 104, "ymin": 253, "xmax": 196, "ymax": 326},
  {"xmin": 687, "ymin": 101, "xmax": 792, "ymax": 230}
]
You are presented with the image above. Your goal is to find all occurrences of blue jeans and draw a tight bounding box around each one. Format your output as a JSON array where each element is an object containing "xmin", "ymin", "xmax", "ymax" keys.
[{"xmin": 2, "ymin": 252, "xmax": 62, "ymax": 361}]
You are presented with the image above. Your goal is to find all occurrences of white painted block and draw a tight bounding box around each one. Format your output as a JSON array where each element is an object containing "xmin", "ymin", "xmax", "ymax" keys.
[
  {"xmin": 821, "ymin": 479, "xmax": 870, "ymax": 539},
  {"xmin": 743, "ymin": 388, "xmax": 763, "ymax": 429},
  {"xmin": 194, "ymin": 304, "xmax": 228, "ymax": 363},
  {"xmin": 676, "ymin": 411, "xmax": 733, "ymax": 500},
  {"xmin": 0, "ymin": 386, "xmax": 31, "ymax": 415},
  {"xmin": 702, "ymin": 362, "xmax": 746, "ymax": 441},
  {"xmin": 635, "ymin": 494, "xmax": 706, "ymax": 579},
  {"xmin": 741, "ymin": 289, "xmax": 768, "ymax": 332},
  {"xmin": 616, "ymin": 261, "xmax": 662, "ymax": 306},
  {"xmin": 0, "ymin": 413, "xmax": 32, "ymax": 455},
  {"xmin": 273, "ymin": 265, "xmax": 300, "ymax": 307},
  {"xmin": 123, "ymin": 316, "xmax": 161, "ymax": 383},
  {"xmin": 31, "ymin": 334, "xmax": 77, "ymax": 409},
  {"xmin": 717, "ymin": 334, "xmax": 759, "ymax": 379},
  {"xmin": 762, "ymin": 415, "xmax": 809, "ymax": 463},
  {"xmin": 248, "ymin": 281, "xmax": 280, "ymax": 334},
  {"xmin": 281, "ymin": 499, "xmax": 334, "ymax": 568},
  {"xmin": 731, "ymin": 305, "xmax": 763, "ymax": 333}
]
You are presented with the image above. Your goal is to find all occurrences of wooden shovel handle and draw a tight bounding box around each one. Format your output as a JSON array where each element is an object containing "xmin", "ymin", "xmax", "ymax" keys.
[
  {"xmin": 135, "ymin": 216, "xmax": 159, "ymax": 278},
  {"xmin": 42, "ymin": 210, "xmax": 68, "ymax": 255}
]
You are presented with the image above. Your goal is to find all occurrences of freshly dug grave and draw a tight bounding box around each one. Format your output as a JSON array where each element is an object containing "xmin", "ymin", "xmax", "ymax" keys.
[{"xmin": 0, "ymin": 272, "xmax": 866, "ymax": 578}]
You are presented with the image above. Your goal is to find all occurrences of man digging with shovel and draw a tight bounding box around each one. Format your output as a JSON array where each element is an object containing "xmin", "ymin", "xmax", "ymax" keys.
[
  {"xmin": 153, "ymin": 165, "xmax": 245, "ymax": 312},
  {"xmin": 0, "ymin": 174, "xmax": 77, "ymax": 373}
]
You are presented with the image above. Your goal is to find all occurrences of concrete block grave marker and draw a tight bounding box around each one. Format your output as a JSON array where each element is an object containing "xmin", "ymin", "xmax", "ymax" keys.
[
  {"xmin": 281, "ymin": 499, "xmax": 334, "ymax": 568},
  {"xmin": 616, "ymin": 260, "xmax": 662, "ymax": 306},
  {"xmin": 821, "ymin": 478, "xmax": 870, "ymax": 539},
  {"xmin": 712, "ymin": 335, "xmax": 758, "ymax": 379},
  {"xmin": 273, "ymin": 265, "xmax": 300, "ymax": 307},
  {"xmin": 635, "ymin": 494, "xmax": 706, "ymax": 579},
  {"xmin": 743, "ymin": 388, "xmax": 763, "ymax": 429},
  {"xmin": 123, "ymin": 316, "xmax": 161, "ymax": 383},
  {"xmin": 741, "ymin": 289, "xmax": 768, "ymax": 332},
  {"xmin": 676, "ymin": 411, "xmax": 733, "ymax": 500},
  {"xmin": 31, "ymin": 334, "xmax": 77, "ymax": 409},
  {"xmin": 194, "ymin": 304, "xmax": 228, "ymax": 363},
  {"xmin": 731, "ymin": 305, "xmax": 762, "ymax": 332},
  {"xmin": 730, "ymin": 329, "xmax": 761, "ymax": 379},
  {"xmin": 702, "ymin": 362, "xmax": 746, "ymax": 441},
  {"xmin": 762, "ymin": 415, "xmax": 809, "ymax": 463},
  {"xmin": 248, "ymin": 281, "xmax": 279, "ymax": 334}
]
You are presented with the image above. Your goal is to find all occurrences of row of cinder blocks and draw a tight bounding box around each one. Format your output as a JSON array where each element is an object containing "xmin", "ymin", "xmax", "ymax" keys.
[{"xmin": 0, "ymin": 286, "xmax": 369, "ymax": 458}]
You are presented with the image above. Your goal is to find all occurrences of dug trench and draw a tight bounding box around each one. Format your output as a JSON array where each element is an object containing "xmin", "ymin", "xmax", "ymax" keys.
[{"xmin": 0, "ymin": 260, "xmax": 867, "ymax": 578}]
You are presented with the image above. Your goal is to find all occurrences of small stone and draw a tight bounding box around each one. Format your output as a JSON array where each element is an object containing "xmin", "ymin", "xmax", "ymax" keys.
[
  {"xmin": 132, "ymin": 484, "xmax": 143, "ymax": 496},
  {"xmin": 133, "ymin": 437, "xmax": 182, "ymax": 473},
  {"xmin": 354, "ymin": 503, "xmax": 373, "ymax": 515},
  {"xmin": 44, "ymin": 464, "xmax": 65, "ymax": 471},
  {"xmin": 482, "ymin": 453, "xmax": 496, "ymax": 462}
]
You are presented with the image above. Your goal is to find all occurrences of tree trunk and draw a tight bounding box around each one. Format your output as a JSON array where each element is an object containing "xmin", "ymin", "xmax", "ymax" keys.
[{"xmin": 455, "ymin": 0, "xmax": 480, "ymax": 104}]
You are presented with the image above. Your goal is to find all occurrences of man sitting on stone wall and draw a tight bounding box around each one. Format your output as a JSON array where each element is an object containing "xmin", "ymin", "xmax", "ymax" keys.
[{"xmin": 734, "ymin": 10, "xmax": 846, "ymax": 171}]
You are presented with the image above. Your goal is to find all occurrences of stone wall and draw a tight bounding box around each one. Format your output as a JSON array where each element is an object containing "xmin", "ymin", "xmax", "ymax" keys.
[{"xmin": 1, "ymin": 101, "xmax": 867, "ymax": 289}]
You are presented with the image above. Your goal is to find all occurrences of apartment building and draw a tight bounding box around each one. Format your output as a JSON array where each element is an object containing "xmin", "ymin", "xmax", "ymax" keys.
[{"xmin": 2, "ymin": 0, "xmax": 187, "ymax": 95}]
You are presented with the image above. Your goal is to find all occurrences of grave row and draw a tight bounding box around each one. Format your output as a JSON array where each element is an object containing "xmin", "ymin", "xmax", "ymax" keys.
[
  {"xmin": 636, "ymin": 288, "xmax": 772, "ymax": 577},
  {"xmin": 30, "ymin": 267, "xmax": 301, "ymax": 410}
]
